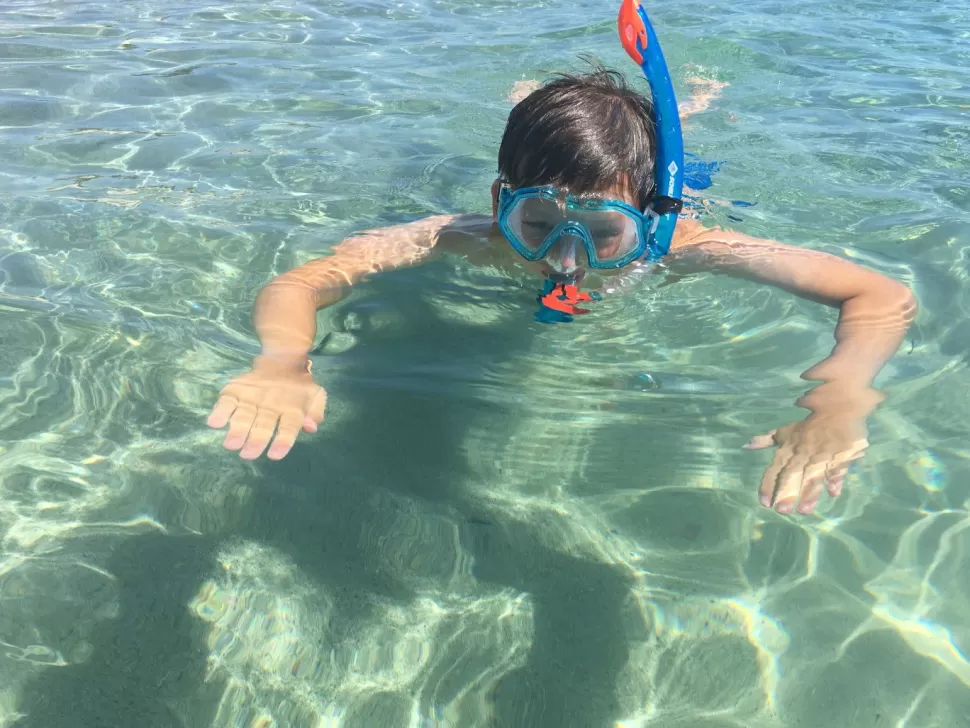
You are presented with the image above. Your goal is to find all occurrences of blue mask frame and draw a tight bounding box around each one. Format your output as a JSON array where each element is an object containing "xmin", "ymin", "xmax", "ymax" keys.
[{"xmin": 497, "ymin": 185, "xmax": 660, "ymax": 269}]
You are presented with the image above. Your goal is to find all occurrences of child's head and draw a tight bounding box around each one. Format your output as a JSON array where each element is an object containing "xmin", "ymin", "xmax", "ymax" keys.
[
  {"xmin": 492, "ymin": 65, "xmax": 659, "ymax": 279},
  {"xmin": 496, "ymin": 65, "xmax": 657, "ymax": 211}
]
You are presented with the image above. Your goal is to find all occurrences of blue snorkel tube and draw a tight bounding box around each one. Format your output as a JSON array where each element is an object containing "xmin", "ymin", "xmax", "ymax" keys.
[{"xmin": 618, "ymin": 0, "xmax": 684, "ymax": 260}]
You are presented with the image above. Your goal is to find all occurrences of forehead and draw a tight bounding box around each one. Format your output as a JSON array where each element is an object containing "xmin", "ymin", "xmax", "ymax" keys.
[{"xmin": 583, "ymin": 177, "xmax": 636, "ymax": 203}]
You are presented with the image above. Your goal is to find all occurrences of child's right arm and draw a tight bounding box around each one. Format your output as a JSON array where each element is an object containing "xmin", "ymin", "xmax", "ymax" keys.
[{"xmin": 207, "ymin": 214, "xmax": 460, "ymax": 460}]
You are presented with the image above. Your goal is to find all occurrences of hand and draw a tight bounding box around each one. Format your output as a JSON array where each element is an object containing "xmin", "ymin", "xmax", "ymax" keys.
[
  {"xmin": 207, "ymin": 355, "xmax": 327, "ymax": 460},
  {"xmin": 745, "ymin": 410, "xmax": 869, "ymax": 515}
]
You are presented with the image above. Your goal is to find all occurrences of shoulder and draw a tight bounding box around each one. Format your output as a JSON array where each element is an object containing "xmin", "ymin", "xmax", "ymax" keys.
[
  {"xmin": 345, "ymin": 213, "xmax": 476, "ymax": 238},
  {"xmin": 439, "ymin": 213, "xmax": 494, "ymax": 238},
  {"xmin": 663, "ymin": 222, "xmax": 904, "ymax": 306},
  {"xmin": 356, "ymin": 213, "xmax": 492, "ymax": 240},
  {"xmin": 334, "ymin": 213, "xmax": 489, "ymax": 252},
  {"xmin": 666, "ymin": 220, "xmax": 798, "ymax": 272},
  {"xmin": 669, "ymin": 219, "xmax": 772, "ymax": 253}
]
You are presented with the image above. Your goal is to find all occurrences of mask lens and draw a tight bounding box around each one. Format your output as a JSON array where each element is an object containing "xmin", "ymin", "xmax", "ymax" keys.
[
  {"xmin": 576, "ymin": 209, "xmax": 641, "ymax": 264},
  {"xmin": 502, "ymin": 188, "xmax": 647, "ymax": 268},
  {"xmin": 506, "ymin": 196, "xmax": 562, "ymax": 254}
]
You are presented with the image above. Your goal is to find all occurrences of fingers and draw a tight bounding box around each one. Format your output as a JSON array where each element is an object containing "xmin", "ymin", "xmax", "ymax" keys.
[
  {"xmin": 207, "ymin": 395, "xmax": 238, "ymax": 430},
  {"xmin": 223, "ymin": 402, "xmax": 258, "ymax": 452},
  {"xmin": 744, "ymin": 430, "xmax": 777, "ymax": 451},
  {"xmin": 302, "ymin": 387, "xmax": 327, "ymax": 433},
  {"xmin": 229, "ymin": 407, "xmax": 307, "ymax": 461},
  {"xmin": 758, "ymin": 447, "xmax": 788, "ymax": 508},
  {"xmin": 765, "ymin": 454, "xmax": 833, "ymax": 515},
  {"xmin": 267, "ymin": 410, "xmax": 304, "ymax": 461},
  {"xmin": 771, "ymin": 455, "xmax": 812, "ymax": 514},
  {"xmin": 794, "ymin": 459, "xmax": 828, "ymax": 514},
  {"xmin": 210, "ymin": 383, "xmax": 327, "ymax": 460},
  {"xmin": 239, "ymin": 408, "xmax": 282, "ymax": 460},
  {"xmin": 762, "ymin": 453, "xmax": 863, "ymax": 515},
  {"xmin": 751, "ymin": 421, "xmax": 870, "ymax": 515},
  {"xmin": 824, "ymin": 444, "xmax": 866, "ymax": 498},
  {"xmin": 826, "ymin": 465, "xmax": 847, "ymax": 498},
  {"xmin": 758, "ymin": 447, "xmax": 835, "ymax": 515}
]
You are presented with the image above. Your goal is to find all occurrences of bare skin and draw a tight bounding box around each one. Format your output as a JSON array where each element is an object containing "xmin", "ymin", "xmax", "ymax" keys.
[
  {"xmin": 207, "ymin": 194, "xmax": 916, "ymax": 514},
  {"xmin": 208, "ymin": 82, "xmax": 918, "ymax": 516},
  {"xmin": 677, "ymin": 66, "xmax": 730, "ymax": 131}
]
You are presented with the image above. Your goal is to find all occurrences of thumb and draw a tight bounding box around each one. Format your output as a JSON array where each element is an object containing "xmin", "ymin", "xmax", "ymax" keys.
[
  {"xmin": 302, "ymin": 387, "xmax": 328, "ymax": 432},
  {"xmin": 743, "ymin": 430, "xmax": 777, "ymax": 450}
]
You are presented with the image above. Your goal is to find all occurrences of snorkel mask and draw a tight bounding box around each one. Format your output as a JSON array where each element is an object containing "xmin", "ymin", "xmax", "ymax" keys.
[{"xmin": 502, "ymin": 0, "xmax": 685, "ymax": 322}]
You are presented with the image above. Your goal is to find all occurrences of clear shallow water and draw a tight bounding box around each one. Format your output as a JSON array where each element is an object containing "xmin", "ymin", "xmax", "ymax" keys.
[{"xmin": 0, "ymin": 0, "xmax": 968, "ymax": 725}]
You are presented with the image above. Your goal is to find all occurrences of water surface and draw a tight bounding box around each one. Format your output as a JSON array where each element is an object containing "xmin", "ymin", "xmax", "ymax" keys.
[{"xmin": 0, "ymin": 0, "xmax": 969, "ymax": 726}]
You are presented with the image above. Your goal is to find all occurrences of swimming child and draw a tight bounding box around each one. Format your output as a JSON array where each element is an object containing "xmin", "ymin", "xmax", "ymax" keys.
[{"xmin": 207, "ymin": 0, "xmax": 917, "ymax": 516}]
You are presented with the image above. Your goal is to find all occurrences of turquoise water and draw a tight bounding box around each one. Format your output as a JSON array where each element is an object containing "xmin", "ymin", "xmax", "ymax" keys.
[{"xmin": 0, "ymin": 0, "xmax": 969, "ymax": 725}]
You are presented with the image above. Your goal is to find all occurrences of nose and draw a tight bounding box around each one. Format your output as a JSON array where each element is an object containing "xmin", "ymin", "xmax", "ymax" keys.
[
  {"xmin": 560, "ymin": 236, "xmax": 577, "ymax": 269},
  {"xmin": 550, "ymin": 233, "xmax": 587, "ymax": 273}
]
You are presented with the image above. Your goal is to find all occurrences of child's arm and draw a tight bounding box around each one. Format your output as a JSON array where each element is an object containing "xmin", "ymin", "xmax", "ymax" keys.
[
  {"xmin": 671, "ymin": 231, "xmax": 918, "ymax": 514},
  {"xmin": 677, "ymin": 72, "xmax": 729, "ymax": 126},
  {"xmin": 253, "ymin": 215, "xmax": 455, "ymax": 366},
  {"xmin": 208, "ymin": 214, "xmax": 460, "ymax": 460}
]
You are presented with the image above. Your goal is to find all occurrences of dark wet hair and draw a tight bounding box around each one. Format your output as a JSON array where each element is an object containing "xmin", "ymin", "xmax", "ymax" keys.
[{"xmin": 497, "ymin": 64, "xmax": 657, "ymax": 210}]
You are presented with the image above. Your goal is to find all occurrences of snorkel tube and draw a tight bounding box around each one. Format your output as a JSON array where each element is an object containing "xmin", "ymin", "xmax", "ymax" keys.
[{"xmin": 618, "ymin": 0, "xmax": 684, "ymax": 260}]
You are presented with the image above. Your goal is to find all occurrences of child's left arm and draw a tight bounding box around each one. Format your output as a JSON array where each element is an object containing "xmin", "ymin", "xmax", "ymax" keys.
[{"xmin": 670, "ymin": 230, "xmax": 918, "ymax": 515}]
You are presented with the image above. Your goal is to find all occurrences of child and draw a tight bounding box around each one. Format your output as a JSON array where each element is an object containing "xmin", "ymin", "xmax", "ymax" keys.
[{"xmin": 207, "ymin": 62, "xmax": 916, "ymax": 517}]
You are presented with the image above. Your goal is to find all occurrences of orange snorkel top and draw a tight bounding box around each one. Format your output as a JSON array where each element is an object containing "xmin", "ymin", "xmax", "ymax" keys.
[
  {"xmin": 618, "ymin": 0, "xmax": 649, "ymax": 65},
  {"xmin": 539, "ymin": 282, "xmax": 595, "ymax": 317}
]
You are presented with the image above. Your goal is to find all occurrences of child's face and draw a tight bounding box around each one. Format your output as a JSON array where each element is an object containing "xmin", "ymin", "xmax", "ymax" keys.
[{"xmin": 491, "ymin": 176, "xmax": 642, "ymax": 280}]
